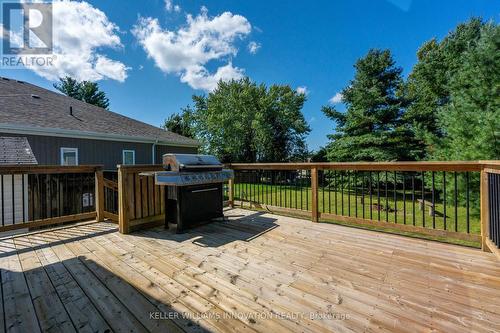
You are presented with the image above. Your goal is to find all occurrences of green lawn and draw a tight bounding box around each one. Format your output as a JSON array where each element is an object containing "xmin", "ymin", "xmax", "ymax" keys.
[{"xmin": 232, "ymin": 182, "xmax": 480, "ymax": 235}]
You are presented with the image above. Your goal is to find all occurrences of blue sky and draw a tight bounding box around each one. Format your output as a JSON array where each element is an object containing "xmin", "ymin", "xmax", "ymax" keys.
[{"xmin": 1, "ymin": 0, "xmax": 499, "ymax": 150}]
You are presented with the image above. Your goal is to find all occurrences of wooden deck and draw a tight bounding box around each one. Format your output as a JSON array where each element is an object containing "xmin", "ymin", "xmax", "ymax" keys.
[{"xmin": 0, "ymin": 208, "xmax": 499, "ymax": 333}]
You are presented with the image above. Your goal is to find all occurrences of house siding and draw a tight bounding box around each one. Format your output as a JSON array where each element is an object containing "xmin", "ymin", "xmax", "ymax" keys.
[
  {"xmin": 155, "ymin": 144, "xmax": 199, "ymax": 164},
  {"xmin": 0, "ymin": 133, "xmax": 197, "ymax": 170}
]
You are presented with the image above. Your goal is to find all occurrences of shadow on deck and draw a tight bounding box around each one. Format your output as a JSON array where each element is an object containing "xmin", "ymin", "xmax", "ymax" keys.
[{"xmin": 133, "ymin": 211, "xmax": 279, "ymax": 248}]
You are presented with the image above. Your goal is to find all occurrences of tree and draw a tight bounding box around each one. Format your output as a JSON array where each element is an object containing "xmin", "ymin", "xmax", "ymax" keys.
[
  {"xmin": 322, "ymin": 49, "xmax": 419, "ymax": 162},
  {"xmin": 163, "ymin": 108, "xmax": 195, "ymax": 138},
  {"xmin": 54, "ymin": 77, "xmax": 110, "ymax": 109},
  {"xmin": 53, "ymin": 77, "xmax": 80, "ymax": 99},
  {"xmin": 255, "ymin": 85, "xmax": 310, "ymax": 162},
  {"xmin": 310, "ymin": 146, "xmax": 328, "ymax": 162},
  {"xmin": 404, "ymin": 18, "xmax": 484, "ymax": 157},
  {"xmin": 184, "ymin": 78, "xmax": 310, "ymax": 163},
  {"xmin": 191, "ymin": 78, "xmax": 261, "ymax": 162},
  {"xmin": 78, "ymin": 81, "xmax": 110, "ymax": 109},
  {"xmin": 431, "ymin": 22, "xmax": 500, "ymax": 161}
]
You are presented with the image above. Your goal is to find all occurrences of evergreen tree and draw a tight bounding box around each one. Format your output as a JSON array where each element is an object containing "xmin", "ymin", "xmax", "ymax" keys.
[
  {"xmin": 53, "ymin": 77, "xmax": 80, "ymax": 99},
  {"xmin": 322, "ymin": 49, "xmax": 418, "ymax": 162},
  {"xmin": 404, "ymin": 18, "xmax": 484, "ymax": 157},
  {"xmin": 311, "ymin": 146, "xmax": 328, "ymax": 162},
  {"xmin": 432, "ymin": 22, "xmax": 500, "ymax": 160},
  {"xmin": 78, "ymin": 81, "xmax": 110, "ymax": 109},
  {"xmin": 162, "ymin": 108, "xmax": 195, "ymax": 138},
  {"xmin": 54, "ymin": 77, "xmax": 110, "ymax": 109}
]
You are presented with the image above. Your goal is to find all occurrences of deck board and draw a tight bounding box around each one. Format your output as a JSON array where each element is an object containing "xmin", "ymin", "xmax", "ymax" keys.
[
  {"xmin": 0, "ymin": 208, "xmax": 498, "ymax": 332},
  {"xmin": 0, "ymin": 239, "xmax": 41, "ymax": 333},
  {"xmin": 13, "ymin": 237, "xmax": 76, "ymax": 333}
]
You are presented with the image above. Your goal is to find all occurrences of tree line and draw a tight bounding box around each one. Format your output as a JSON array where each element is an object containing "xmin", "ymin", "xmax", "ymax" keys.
[
  {"xmin": 168, "ymin": 18, "xmax": 498, "ymax": 163},
  {"xmin": 54, "ymin": 18, "xmax": 498, "ymax": 164},
  {"xmin": 318, "ymin": 18, "xmax": 499, "ymax": 162},
  {"xmin": 164, "ymin": 78, "xmax": 310, "ymax": 163}
]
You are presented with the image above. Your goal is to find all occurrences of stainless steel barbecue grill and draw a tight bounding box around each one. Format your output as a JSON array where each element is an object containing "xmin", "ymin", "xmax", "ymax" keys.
[
  {"xmin": 154, "ymin": 154, "xmax": 233, "ymax": 186},
  {"xmin": 151, "ymin": 154, "xmax": 233, "ymax": 233}
]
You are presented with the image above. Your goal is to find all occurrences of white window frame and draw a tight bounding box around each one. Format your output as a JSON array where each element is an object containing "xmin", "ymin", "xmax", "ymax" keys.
[
  {"xmin": 122, "ymin": 149, "xmax": 136, "ymax": 165},
  {"xmin": 60, "ymin": 147, "xmax": 78, "ymax": 166}
]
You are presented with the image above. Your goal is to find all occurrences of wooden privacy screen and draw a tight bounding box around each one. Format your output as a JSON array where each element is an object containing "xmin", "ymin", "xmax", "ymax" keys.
[{"xmin": 118, "ymin": 165, "xmax": 165, "ymax": 233}]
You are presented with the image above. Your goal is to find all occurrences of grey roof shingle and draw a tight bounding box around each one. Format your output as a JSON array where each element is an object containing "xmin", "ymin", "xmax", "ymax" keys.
[
  {"xmin": 0, "ymin": 136, "xmax": 38, "ymax": 165},
  {"xmin": 0, "ymin": 77, "xmax": 198, "ymax": 146}
]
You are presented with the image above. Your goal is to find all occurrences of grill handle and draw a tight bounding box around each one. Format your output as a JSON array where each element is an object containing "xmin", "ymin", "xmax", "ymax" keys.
[
  {"xmin": 190, "ymin": 187, "xmax": 219, "ymax": 193},
  {"xmin": 180, "ymin": 164, "xmax": 224, "ymax": 169}
]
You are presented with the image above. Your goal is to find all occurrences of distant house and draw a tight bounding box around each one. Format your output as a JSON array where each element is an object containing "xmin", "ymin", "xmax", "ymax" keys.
[
  {"xmin": 0, "ymin": 77, "xmax": 198, "ymax": 171},
  {"xmin": 0, "ymin": 137, "xmax": 36, "ymax": 225},
  {"xmin": 0, "ymin": 136, "xmax": 38, "ymax": 165}
]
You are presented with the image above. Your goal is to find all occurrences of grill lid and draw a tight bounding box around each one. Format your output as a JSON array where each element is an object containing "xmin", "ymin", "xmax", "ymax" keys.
[
  {"xmin": 154, "ymin": 169, "xmax": 234, "ymax": 186},
  {"xmin": 163, "ymin": 154, "xmax": 223, "ymax": 172}
]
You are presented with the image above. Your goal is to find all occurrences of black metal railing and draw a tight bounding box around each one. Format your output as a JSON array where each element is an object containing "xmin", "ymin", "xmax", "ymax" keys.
[
  {"xmin": 104, "ymin": 185, "xmax": 118, "ymax": 215},
  {"xmin": 488, "ymin": 173, "xmax": 500, "ymax": 248},
  {"xmin": 104, "ymin": 172, "xmax": 119, "ymax": 215},
  {"xmin": 229, "ymin": 163, "xmax": 483, "ymax": 239},
  {"xmin": 234, "ymin": 169, "xmax": 311, "ymax": 211},
  {"xmin": 317, "ymin": 170, "xmax": 479, "ymax": 234},
  {"xmin": 27, "ymin": 173, "xmax": 95, "ymax": 221},
  {"xmin": 0, "ymin": 166, "xmax": 99, "ymax": 228}
]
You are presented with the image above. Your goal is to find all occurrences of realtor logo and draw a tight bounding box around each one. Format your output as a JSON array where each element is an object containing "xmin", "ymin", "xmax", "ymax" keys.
[{"xmin": 2, "ymin": 2, "xmax": 53, "ymax": 55}]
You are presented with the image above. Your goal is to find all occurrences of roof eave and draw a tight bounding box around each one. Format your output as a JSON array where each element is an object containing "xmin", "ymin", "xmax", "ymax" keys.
[{"xmin": 0, "ymin": 123, "xmax": 200, "ymax": 148}]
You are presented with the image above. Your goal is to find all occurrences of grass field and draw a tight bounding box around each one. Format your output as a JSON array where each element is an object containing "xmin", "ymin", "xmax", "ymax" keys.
[{"xmin": 232, "ymin": 182, "xmax": 481, "ymax": 235}]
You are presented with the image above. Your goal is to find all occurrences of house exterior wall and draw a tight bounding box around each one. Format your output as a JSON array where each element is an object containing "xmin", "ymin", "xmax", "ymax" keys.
[
  {"xmin": 0, "ymin": 133, "xmax": 197, "ymax": 170},
  {"xmin": 155, "ymin": 144, "xmax": 199, "ymax": 164},
  {"xmin": 0, "ymin": 174, "xmax": 28, "ymax": 225}
]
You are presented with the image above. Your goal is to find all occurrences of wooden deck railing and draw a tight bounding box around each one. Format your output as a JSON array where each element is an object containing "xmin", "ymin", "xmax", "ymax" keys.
[
  {"xmin": 111, "ymin": 161, "xmax": 500, "ymax": 253},
  {"xmin": 228, "ymin": 161, "xmax": 500, "ymax": 251},
  {"xmin": 117, "ymin": 165, "xmax": 165, "ymax": 234},
  {"xmin": 0, "ymin": 165, "xmax": 105, "ymax": 232}
]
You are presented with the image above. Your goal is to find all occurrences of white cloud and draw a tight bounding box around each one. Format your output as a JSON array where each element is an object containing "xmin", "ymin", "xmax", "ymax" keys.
[
  {"xmin": 0, "ymin": 0, "xmax": 129, "ymax": 82},
  {"xmin": 329, "ymin": 92, "xmax": 343, "ymax": 104},
  {"xmin": 165, "ymin": 0, "xmax": 181, "ymax": 13},
  {"xmin": 247, "ymin": 41, "xmax": 260, "ymax": 54},
  {"xmin": 94, "ymin": 56, "xmax": 129, "ymax": 82},
  {"xmin": 132, "ymin": 7, "xmax": 252, "ymax": 91},
  {"xmin": 180, "ymin": 62, "xmax": 244, "ymax": 91},
  {"xmin": 296, "ymin": 86, "xmax": 308, "ymax": 95}
]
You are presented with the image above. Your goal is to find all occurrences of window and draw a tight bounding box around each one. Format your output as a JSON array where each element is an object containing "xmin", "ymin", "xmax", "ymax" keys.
[
  {"xmin": 60, "ymin": 148, "xmax": 78, "ymax": 165},
  {"xmin": 122, "ymin": 150, "xmax": 135, "ymax": 165}
]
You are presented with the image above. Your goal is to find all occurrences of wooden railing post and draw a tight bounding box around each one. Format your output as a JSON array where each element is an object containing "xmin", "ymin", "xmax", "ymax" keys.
[
  {"xmin": 95, "ymin": 167, "xmax": 104, "ymax": 222},
  {"xmin": 118, "ymin": 165, "xmax": 130, "ymax": 234},
  {"xmin": 311, "ymin": 167, "xmax": 319, "ymax": 222},
  {"xmin": 480, "ymin": 168, "xmax": 490, "ymax": 252},
  {"xmin": 228, "ymin": 178, "xmax": 234, "ymax": 208}
]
